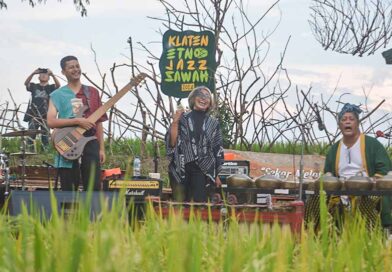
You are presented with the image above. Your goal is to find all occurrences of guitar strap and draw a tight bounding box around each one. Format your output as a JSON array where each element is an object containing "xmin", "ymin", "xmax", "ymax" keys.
[
  {"xmin": 82, "ymin": 85, "xmax": 91, "ymax": 110},
  {"xmin": 81, "ymin": 85, "xmax": 96, "ymax": 137}
]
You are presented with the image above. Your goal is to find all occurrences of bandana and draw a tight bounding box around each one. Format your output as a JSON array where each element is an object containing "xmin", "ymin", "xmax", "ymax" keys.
[{"xmin": 338, "ymin": 103, "xmax": 362, "ymax": 121}]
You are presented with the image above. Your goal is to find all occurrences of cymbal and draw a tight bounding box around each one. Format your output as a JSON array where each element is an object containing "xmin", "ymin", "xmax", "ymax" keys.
[
  {"xmin": 1, "ymin": 129, "xmax": 46, "ymax": 137},
  {"xmin": 10, "ymin": 152, "xmax": 37, "ymax": 156}
]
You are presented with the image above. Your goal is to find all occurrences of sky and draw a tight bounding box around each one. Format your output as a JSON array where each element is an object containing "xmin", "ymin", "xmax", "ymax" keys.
[{"xmin": 1, "ymin": 0, "xmax": 392, "ymax": 135}]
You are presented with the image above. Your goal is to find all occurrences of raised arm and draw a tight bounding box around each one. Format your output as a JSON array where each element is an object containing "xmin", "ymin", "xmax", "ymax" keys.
[
  {"xmin": 24, "ymin": 69, "xmax": 40, "ymax": 88},
  {"xmin": 47, "ymin": 69, "xmax": 61, "ymax": 88},
  {"xmin": 169, "ymin": 108, "xmax": 184, "ymax": 147}
]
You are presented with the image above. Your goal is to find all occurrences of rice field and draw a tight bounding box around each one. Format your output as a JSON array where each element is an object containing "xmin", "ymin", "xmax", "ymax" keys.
[
  {"xmin": 2, "ymin": 138, "xmax": 392, "ymax": 271},
  {"xmin": 0, "ymin": 190, "xmax": 391, "ymax": 272}
]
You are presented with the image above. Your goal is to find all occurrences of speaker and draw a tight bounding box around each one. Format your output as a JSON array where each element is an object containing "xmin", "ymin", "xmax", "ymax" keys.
[
  {"xmin": 8, "ymin": 191, "xmax": 119, "ymax": 219},
  {"xmin": 218, "ymin": 160, "xmax": 250, "ymax": 183}
]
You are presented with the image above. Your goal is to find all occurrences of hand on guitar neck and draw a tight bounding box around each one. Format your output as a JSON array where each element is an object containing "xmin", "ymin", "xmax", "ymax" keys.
[{"xmin": 74, "ymin": 117, "xmax": 95, "ymax": 131}]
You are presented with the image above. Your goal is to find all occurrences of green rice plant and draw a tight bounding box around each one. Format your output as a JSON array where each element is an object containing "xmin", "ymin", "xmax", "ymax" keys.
[
  {"xmin": 232, "ymin": 141, "xmax": 331, "ymax": 156},
  {"xmin": 1, "ymin": 138, "xmax": 23, "ymax": 153},
  {"xmin": 0, "ymin": 190, "xmax": 392, "ymax": 271},
  {"xmin": 107, "ymin": 138, "xmax": 166, "ymax": 158}
]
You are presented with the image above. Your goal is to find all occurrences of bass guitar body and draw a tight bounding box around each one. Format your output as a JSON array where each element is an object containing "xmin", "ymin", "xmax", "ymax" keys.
[
  {"xmin": 52, "ymin": 126, "xmax": 96, "ymax": 160},
  {"xmin": 52, "ymin": 105, "xmax": 96, "ymax": 160}
]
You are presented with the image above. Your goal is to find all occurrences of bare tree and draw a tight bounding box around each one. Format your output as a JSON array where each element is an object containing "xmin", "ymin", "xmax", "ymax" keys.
[
  {"xmin": 2, "ymin": 0, "xmax": 391, "ymax": 158},
  {"xmin": 65, "ymin": 0, "xmax": 392, "ymax": 153},
  {"xmin": 309, "ymin": 0, "xmax": 392, "ymax": 56},
  {"xmin": 0, "ymin": 0, "xmax": 90, "ymax": 16},
  {"xmin": 146, "ymin": 0, "xmax": 298, "ymax": 150}
]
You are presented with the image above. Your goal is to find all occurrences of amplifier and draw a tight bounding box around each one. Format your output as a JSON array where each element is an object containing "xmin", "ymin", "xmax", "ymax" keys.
[
  {"xmin": 103, "ymin": 177, "xmax": 162, "ymax": 199},
  {"xmin": 219, "ymin": 160, "xmax": 250, "ymax": 182}
]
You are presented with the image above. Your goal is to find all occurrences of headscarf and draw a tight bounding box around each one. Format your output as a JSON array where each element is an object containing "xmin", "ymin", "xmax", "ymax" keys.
[{"xmin": 338, "ymin": 103, "xmax": 362, "ymax": 121}]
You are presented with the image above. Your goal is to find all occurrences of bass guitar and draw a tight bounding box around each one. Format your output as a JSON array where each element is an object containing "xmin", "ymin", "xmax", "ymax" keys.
[{"xmin": 52, "ymin": 73, "xmax": 147, "ymax": 160}]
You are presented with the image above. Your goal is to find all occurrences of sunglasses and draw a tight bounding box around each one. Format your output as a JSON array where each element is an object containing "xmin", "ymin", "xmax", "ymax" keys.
[{"xmin": 196, "ymin": 93, "xmax": 211, "ymax": 100}]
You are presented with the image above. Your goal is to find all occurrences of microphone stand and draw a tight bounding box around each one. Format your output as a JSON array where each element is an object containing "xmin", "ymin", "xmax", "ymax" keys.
[
  {"xmin": 3, "ymin": 157, "xmax": 10, "ymax": 197},
  {"xmin": 290, "ymin": 120, "xmax": 313, "ymax": 202},
  {"xmin": 43, "ymin": 161, "xmax": 54, "ymax": 189},
  {"xmin": 20, "ymin": 132, "xmax": 27, "ymax": 190},
  {"xmin": 298, "ymin": 123, "xmax": 305, "ymax": 202}
]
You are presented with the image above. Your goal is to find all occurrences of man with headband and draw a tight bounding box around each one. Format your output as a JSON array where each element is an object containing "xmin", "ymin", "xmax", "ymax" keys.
[{"xmin": 306, "ymin": 103, "xmax": 392, "ymax": 231}]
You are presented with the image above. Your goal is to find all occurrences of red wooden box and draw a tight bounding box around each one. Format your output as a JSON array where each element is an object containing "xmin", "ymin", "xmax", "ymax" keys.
[{"xmin": 150, "ymin": 199, "xmax": 304, "ymax": 235}]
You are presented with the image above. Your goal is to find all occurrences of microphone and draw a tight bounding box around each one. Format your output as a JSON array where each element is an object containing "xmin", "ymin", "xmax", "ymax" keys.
[
  {"xmin": 317, "ymin": 116, "xmax": 325, "ymax": 131},
  {"xmin": 176, "ymin": 103, "xmax": 184, "ymax": 111},
  {"xmin": 310, "ymin": 104, "xmax": 325, "ymax": 131},
  {"xmin": 376, "ymin": 130, "xmax": 384, "ymax": 138},
  {"xmin": 376, "ymin": 131, "xmax": 391, "ymax": 138},
  {"xmin": 314, "ymin": 104, "xmax": 324, "ymax": 131},
  {"xmin": 176, "ymin": 99, "xmax": 184, "ymax": 111}
]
